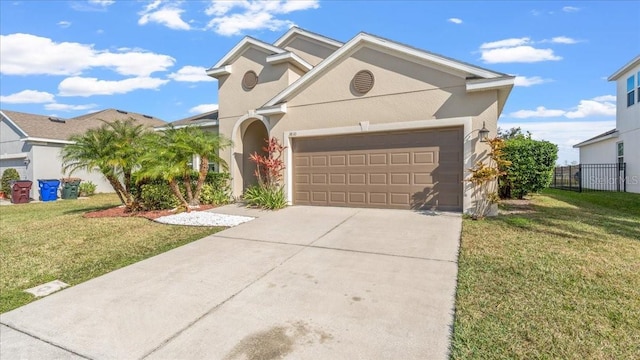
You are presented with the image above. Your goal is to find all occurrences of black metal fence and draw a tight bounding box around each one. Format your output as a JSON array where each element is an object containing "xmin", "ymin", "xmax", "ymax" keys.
[{"xmin": 551, "ymin": 163, "xmax": 626, "ymax": 192}]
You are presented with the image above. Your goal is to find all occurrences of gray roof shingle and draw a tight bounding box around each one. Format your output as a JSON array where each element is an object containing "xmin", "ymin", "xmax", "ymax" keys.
[{"xmin": 1, "ymin": 109, "xmax": 166, "ymax": 141}]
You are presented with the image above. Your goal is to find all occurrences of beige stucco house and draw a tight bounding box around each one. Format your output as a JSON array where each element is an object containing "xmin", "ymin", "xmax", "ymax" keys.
[{"xmin": 207, "ymin": 28, "xmax": 514, "ymax": 213}]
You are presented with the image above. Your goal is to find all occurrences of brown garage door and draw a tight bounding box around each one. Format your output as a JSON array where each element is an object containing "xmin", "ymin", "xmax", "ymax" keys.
[{"xmin": 293, "ymin": 127, "xmax": 463, "ymax": 211}]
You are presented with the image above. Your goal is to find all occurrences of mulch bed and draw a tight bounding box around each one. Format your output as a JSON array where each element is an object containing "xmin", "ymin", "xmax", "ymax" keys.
[{"xmin": 84, "ymin": 205, "xmax": 217, "ymax": 220}]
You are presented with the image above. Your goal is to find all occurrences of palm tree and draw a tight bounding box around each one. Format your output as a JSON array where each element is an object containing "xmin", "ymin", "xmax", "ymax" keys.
[
  {"xmin": 137, "ymin": 126, "xmax": 230, "ymax": 210},
  {"xmin": 176, "ymin": 126, "xmax": 230, "ymax": 206},
  {"xmin": 61, "ymin": 119, "xmax": 147, "ymax": 211}
]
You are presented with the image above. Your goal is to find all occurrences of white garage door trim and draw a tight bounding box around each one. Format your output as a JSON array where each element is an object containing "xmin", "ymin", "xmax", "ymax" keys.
[{"xmin": 284, "ymin": 116, "xmax": 473, "ymax": 212}]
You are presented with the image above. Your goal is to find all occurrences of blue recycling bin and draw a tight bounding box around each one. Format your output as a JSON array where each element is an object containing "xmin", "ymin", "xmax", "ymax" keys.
[{"xmin": 38, "ymin": 179, "xmax": 60, "ymax": 202}]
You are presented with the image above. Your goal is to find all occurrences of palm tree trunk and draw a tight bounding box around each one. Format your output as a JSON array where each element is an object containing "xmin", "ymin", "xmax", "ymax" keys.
[
  {"xmin": 191, "ymin": 157, "xmax": 209, "ymax": 206},
  {"xmin": 105, "ymin": 175, "xmax": 127, "ymax": 204},
  {"xmin": 169, "ymin": 179, "xmax": 190, "ymax": 212},
  {"xmin": 183, "ymin": 173, "xmax": 194, "ymax": 205}
]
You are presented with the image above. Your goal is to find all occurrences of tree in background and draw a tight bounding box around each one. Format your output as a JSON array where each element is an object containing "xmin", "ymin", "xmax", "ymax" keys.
[
  {"xmin": 498, "ymin": 131, "xmax": 558, "ymax": 199},
  {"xmin": 61, "ymin": 119, "xmax": 147, "ymax": 211}
]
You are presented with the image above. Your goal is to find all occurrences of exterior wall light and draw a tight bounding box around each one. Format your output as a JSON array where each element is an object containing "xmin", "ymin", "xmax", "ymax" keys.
[{"xmin": 479, "ymin": 122, "xmax": 490, "ymax": 142}]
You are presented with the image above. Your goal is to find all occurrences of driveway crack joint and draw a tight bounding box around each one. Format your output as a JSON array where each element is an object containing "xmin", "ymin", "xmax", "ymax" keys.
[{"xmin": 0, "ymin": 322, "xmax": 93, "ymax": 360}]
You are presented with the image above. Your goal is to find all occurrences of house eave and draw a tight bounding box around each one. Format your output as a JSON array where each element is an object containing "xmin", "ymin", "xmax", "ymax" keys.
[
  {"xmin": 0, "ymin": 152, "xmax": 29, "ymax": 160},
  {"xmin": 256, "ymin": 103, "xmax": 287, "ymax": 116},
  {"xmin": 608, "ymin": 55, "xmax": 640, "ymax": 81},
  {"xmin": 0, "ymin": 110, "xmax": 29, "ymax": 137},
  {"xmin": 22, "ymin": 137, "xmax": 74, "ymax": 145},
  {"xmin": 206, "ymin": 65, "xmax": 232, "ymax": 78},
  {"xmin": 266, "ymin": 52, "xmax": 313, "ymax": 72},
  {"xmin": 466, "ymin": 77, "xmax": 515, "ymax": 92},
  {"xmin": 573, "ymin": 130, "xmax": 619, "ymax": 148}
]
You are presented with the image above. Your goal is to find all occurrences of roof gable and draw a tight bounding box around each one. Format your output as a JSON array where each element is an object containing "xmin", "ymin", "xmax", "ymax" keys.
[
  {"xmin": 207, "ymin": 36, "xmax": 313, "ymax": 78},
  {"xmin": 263, "ymin": 32, "xmax": 513, "ymax": 108},
  {"xmin": 274, "ymin": 27, "xmax": 343, "ymax": 49}
]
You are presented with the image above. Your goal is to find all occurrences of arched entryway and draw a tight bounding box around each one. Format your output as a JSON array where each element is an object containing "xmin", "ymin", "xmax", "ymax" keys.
[{"xmin": 242, "ymin": 120, "xmax": 268, "ymax": 189}]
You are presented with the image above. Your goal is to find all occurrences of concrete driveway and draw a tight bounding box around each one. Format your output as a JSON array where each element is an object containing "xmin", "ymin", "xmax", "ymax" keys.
[{"xmin": 0, "ymin": 205, "xmax": 461, "ymax": 360}]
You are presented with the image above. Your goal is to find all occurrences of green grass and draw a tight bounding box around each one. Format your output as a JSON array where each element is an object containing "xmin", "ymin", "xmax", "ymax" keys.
[
  {"xmin": 451, "ymin": 189, "xmax": 640, "ymax": 359},
  {"xmin": 0, "ymin": 194, "xmax": 223, "ymax": 313}
]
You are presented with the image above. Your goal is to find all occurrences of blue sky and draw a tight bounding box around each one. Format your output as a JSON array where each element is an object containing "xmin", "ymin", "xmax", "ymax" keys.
[{"xmin": 1, "ymin": 1, "xmax": 638, "ymax": 164}]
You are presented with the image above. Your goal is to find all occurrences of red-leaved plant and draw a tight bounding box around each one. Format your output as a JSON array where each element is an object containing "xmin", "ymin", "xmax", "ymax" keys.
[{"xmin": 249, "ymin": 137, "xmax": 287, "ymax": 189}]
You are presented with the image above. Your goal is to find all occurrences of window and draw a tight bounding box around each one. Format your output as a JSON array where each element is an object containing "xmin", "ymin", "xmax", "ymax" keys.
[
  {"xmin": 637, "ymin": 71, "xmax": 640, "ymax": 103},
  {"xmin": 627, "ymin": 75, "xmax": 635, "ymax": 106},
  {"xmin": 617, "ymin": 142, "xmax": 624, "ymax": 170}
]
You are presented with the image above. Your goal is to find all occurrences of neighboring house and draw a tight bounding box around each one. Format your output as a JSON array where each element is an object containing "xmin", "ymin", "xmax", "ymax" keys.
[
  {"xmin": 206, "ymin": 27, "xmax": 514, "ymax": 212},
  {"xmin": 157, "ymin": 110, "xmax": 219, "ymax": 132},
  {"xmin": 574, "ymin": 55, "xmax": 640, "ymax": 193},
  {"xmin": 0, "ymin": 108, "xmax": 166, "ymax": 198}
]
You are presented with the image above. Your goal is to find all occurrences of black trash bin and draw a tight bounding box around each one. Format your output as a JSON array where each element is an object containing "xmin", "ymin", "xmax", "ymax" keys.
[
  {"xmin": 61, "ymin": 178, "xmax": 81, "ymax": 199},
  {"xmin": 11, "ymin": 180, "xmax": 33, "ymax": 204}
]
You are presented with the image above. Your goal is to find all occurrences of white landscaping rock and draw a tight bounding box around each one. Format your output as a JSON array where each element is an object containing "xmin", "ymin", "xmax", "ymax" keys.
[{"xmin": 154, "ymin": 212, "xmax": 254, "ymax": 227}]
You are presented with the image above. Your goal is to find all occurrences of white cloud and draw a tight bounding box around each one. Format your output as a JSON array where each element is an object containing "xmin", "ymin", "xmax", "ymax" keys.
[
  {"xmin": 480, "ymin": 37, "xmax": 530, "ymax": 49},
  {"xmin": 514, "ymin": 76, "xmax": 552, "ymax": 87},
  {"xmin": 565, "ymin": 99, "xmax": 616, "ymax": 118},
  {"xmin": 91, "ymin": 52, "xmax": 175, "ymax": 77},
  {"xmin": 58, "ymin": 76, "xmax": 169, "ymax": 96},
  {"xmin": 550, "ymin": 36, "xmax": 578, "ymax": 44},
  {"xmin": 592, "ymin": 95, "xmax": 616, "ymax": 102},
  {"xmin": 479, "ymin": 36, "xmax": 564, "ymax": 63},
  {"xmin": 57, "ymin": 21, "xmax": 71, "ymax": 28},
  {"xmin": 481, "ymin": 45, "xmax": 561, "ymax": 63},
  {"xmin": 510, "ymin": 106, "xmax": 566, "ymax": 118},
  {"xmin": 0, "ymin": 90, "xmax": 55, "ymax": 104},
  {"xmin": 89, "ymin": 0, "xmax": 115, "ymax": 6},
  {"xmin": 205, "ymin": 0, "xmax": 319, "ymax": 36},
  {"xmin": 71, "ymin": 0, "xmax": 114, "ymax": 11},
  {"xmin": 500, "ymin": 120, "xmax": 614, "ymax": 164},
  {"xmin": 448, "ymin": 18, "xmax": 462, "ymax": 24},
  {"xmin": 189, "ymin": 103, "xmax": 218, "ymax": 114},
  {"xmin": 562, "ymin": 6, "xmax": 580, "ymax": 12},
  {"xmin": 138, "ymin": 1, "xmax": 191, "ymax": 30},
  {"xmin": 508, "ymin": 96, "xmax": 616, "ymax": 119},
  {"xmin": 44, "ymin": 103, "xmax": 98, "ymax": 111},
  {"xmin": 0, "ymin": 33, "xmax": 175, "ymax": 76},
  {"xmin": 168, "ymin": 66, "xmax": 215, "ymax": 82}
]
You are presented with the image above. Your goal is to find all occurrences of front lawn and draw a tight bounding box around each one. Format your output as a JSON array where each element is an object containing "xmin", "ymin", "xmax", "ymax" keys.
[
  {"xmin": 451, "ymin": 189, "xmax": 640, "ymax": 359},
  {"xmin": 0, "ymin": 194, "xmax": 223, "ymax": 313}
]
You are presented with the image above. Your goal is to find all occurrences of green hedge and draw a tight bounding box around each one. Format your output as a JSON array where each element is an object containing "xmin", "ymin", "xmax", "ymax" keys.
[{"xmin": 499, "ymin": 137, "xmax": 558, "ymax": 199}]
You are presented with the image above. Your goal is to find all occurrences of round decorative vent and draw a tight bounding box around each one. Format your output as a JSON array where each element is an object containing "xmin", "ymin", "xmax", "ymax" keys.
[
  {"xmin": 353, "ymin": 70, "xmax": 374, "ymax": 94},
  {"xmin": 242, "ymin": 70, "xmax": 258, "ymax": 90}
]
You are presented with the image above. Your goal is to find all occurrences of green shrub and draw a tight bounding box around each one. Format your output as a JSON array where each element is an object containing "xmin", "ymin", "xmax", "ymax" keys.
[
  {"xmin": 140, "ymin": 182, "xmax": 180, "ymax": 210},
  {"xmin": 199, "ymin": 172, "xmax": 232, "ymax": 205},
  {"xmin": 1, "ymin": 168, "xmax": 20, "ymax": 195},
  {"xmin": 243, "ymin": 185, "xmax": 287, "ymax": 210},
  {"xmin": 499, "ymin": 136, "xmax": 558, "ymax": 199},
  {"xmin": 78, "ymin": 181, "xmax": 97, "ymax": 196},
  {"xmin": 200, "ymin": 183, "xmax": 231, "ymax": 205}
]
